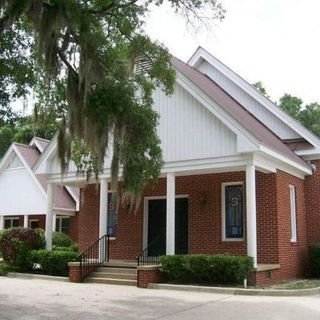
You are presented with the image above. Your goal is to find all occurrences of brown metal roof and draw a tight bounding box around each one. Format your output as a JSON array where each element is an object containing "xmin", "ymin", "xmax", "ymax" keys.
[
  {"xmin": 171, "ymin": 57, "xmax": 310, "ymax": 169},
  {"xmin": 32, "ymin": 137, "xmax": 50, "ymax": 151},
  {"xmin": 14, "ymin": 142, "xmax": 76, "ymax": 211}
]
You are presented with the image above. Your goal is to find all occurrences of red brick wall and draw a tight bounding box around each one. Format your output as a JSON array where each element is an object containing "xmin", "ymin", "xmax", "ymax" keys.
[
  {"xmin": 137, "ymin": 266, "xmax": 162, "ymax": 288},
  {"xmin": 275, "ymin": 170, "xmax": 307, "ymax": 278},
  {"xmin": 69, "ymin": 214, "xmax": 79, "ymax": 243},
  {"xmin": 77, "ymin": 170, "xmax": 309, "ymax": 283},
  {"xmin": 305, "ymin": 160, "xmax": 320, "ymax": 245},
  {"xmin": 256, "ymin": 172, "xmax": 278, "ymax": 264}
]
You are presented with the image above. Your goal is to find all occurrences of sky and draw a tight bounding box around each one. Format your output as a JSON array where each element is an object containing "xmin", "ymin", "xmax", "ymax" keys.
[{"xmin": 144, "ymin": 0, "xmax": 320, "ymax": 104}]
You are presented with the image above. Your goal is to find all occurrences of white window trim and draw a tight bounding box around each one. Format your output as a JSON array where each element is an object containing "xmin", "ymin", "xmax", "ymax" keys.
[
  {"xmin": 28, "ymin": 219, "xmax": 40, "ymax": 229},
  {"xmin": 4, "ymin": 217, "xmax": 20, "ymax": 229},
  {"xmin": 289, "ymin": 185, "xmax": 297, "ymax": 242},
  {"xmin": 55, "ymin": 216, "xmax": 70, "ymax": 233},
  {"xmin": 221, "ymin": 182, "xmax": 244, "ymax": 242}
]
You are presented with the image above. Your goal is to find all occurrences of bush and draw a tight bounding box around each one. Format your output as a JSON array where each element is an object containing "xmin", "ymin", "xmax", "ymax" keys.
[
  {"xmin": 52, "ymin": 245, "xmax": 77, "ymax": 252},
  {"xmin": 31, "ymin": 250, "xmax": 79, "ymax": 276},
  {"xmin": 309, "ymin": 244, "xmax": 320, "ymax": 277},
  {"xmin": 0, "ymin": 228, "xmax": 45, "ymax": 270},
  {"xmin": 0, "ymin": 262, "xmax": 12, "ymax": 275},
  {"xmin": 160, "ymin": 254, "xmax": 254, "ymax": 284},
  {"xmin": 52, "ymin": 232, "xmax": 73, "ymax": 248}
]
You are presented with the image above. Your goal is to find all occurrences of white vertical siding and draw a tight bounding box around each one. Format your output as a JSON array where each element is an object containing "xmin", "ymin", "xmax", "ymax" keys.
[
  {"xmin": 153, "ymin": 83, "xmax": 237, "ymax": 162},
  {"xmin": 0, "ymin": 168, "xmax": 46, "ymax": 215},
  {"xmin": 197, "ymin": 60, "xmax": 300, "ymax": 140}
]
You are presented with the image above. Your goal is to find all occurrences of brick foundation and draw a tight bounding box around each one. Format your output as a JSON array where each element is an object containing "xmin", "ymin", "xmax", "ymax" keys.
[
  {"xmin": 68, "ymin": 262, "xmax": 81, "ymax": 282},
  {"xmin": 137, "ymin": 266, "xmax": 162, "ymax": 288}
]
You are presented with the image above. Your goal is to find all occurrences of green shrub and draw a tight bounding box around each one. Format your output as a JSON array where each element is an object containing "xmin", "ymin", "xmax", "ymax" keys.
[
  {"xmin": 31, "ymin": 250, "xmax": 79, "ymax": 276},
  {"xmin": 52, "ymin": 232, "xmax": 73, "ymax": 248},
  {"xmin": 160, "ymin": 254, "xmax": 254, "ymax": 284},
  {"xmin": 52, "ymin": 245, "xmax": 77, "ymax": 252},
  {"xmin": 0, "ymin": 228, "xmax": 45, "ymax": 269},
  {"xmin": 309, "ymin": 244, "xmax": 320, "ymax": 277},
  {"xmin": 0, "ymin": 262, "xmax": 12, "ymax": 275}
]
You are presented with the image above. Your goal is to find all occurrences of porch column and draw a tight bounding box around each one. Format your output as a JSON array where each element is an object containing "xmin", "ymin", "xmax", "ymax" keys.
[
  {"xmin": 166, "ymin": 172, "xmax": 175, "ymax": 255},
  {"xmin": 99, "ymin": 178, "xmax": 108, "ymax": 238},
  {"xmin": 23, "ymin": 215, "xmax": 28, "ymax": 228},
  {"xmin": 52, "ymin": 214, "xmax": 56, "ymax": 232},
  {"xmin": 246, "ymin": 164, "xmax": 258, "ymax": 268},
  {"xmin": 45, "ymin": 183, "xmax": 54, "ymax": 250},
  {"xmin": 0, "ymin": 216, "xmax": 4, "ymax": 230}
]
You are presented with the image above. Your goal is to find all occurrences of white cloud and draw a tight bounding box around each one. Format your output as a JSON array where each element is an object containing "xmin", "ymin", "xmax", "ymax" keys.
[{"xmin": 144, "ymin": 0, "xmax": 320, "ymax": 104}]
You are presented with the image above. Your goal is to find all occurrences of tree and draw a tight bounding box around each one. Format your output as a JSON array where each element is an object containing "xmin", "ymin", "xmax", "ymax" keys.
[
  {"xmin": 0, "ymin": 21, "xmax": 34, "ymax": 123},
  {"xmin": 0, "ymin": 0, "xmax": 225, "ymax": 207},
  {"xmin": 253, "ymin": 81, "xmax": 269, "ymax": 98},
  {"xmin": 298, "ymin": 102, "xmax": 320, "ymax": 137},
  {"xmin": 278, "ymin": 94, "xmax": 303, "ymax": 119}
]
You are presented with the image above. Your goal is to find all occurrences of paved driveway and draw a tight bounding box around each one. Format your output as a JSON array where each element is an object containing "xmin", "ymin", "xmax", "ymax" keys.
[{"xmin": 1, "ymin": 277, "xmax": 320, "ymax": 319}]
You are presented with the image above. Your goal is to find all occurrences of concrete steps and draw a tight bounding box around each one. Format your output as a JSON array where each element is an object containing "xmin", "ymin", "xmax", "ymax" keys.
[{"xmin": 85, "ymin": 263, "xmax": 137, "ymax": 286}]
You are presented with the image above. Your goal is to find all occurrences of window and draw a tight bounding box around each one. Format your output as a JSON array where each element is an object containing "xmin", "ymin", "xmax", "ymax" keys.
[
  {"xmin": 222, "ymin": 183, "xmax": 244, "ymax": 240},
  {"xmin": 29, "ymin": 219, "xmax": 40, "ymax": 229},
  {"xmin": 6, "ymin": 154, "xmax": 23, "ymax": 169},
  {"xmin": 107, "ymin": 192, "xmax": 117, "ymax": 237},
  {"xmin": 289, "ymin": 185, "xmax": 297, "ymax": 242},
  {"xmin": 56, "ymin": 217, "xmax": 70, "ymax": 235},
  {"xmin": 4, "ymin": 217, "xmax": 20, "ymax": 229}
]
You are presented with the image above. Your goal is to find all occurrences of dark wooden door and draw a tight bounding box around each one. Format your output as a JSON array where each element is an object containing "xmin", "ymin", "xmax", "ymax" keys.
[{"xmin": 147, "ymin": 198, "xmax": 188, "ymax": 256}]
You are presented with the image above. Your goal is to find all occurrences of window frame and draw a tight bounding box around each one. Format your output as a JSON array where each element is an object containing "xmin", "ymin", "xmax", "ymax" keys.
[
  {"xmin": 28, "ymin": 219, "xmax": 40, "ymax": 229},
  {"xmin": 4, "ymin": 217, "xmax": 20, "ymax": 229},
  {"xmin": 289, "ymin": 185, "xmax": 297, "ymax": 243},
  {"xmin": 55, "ymin": 216, "xmax": 70, "ymax": 235},
  {"xmin": 221, "ymin": 181, "xmax": 244, "ymax": 242}
]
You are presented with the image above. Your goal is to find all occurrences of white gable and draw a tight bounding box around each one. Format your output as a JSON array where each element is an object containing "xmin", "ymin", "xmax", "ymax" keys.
[
  {"xmin": 196, "ymin": 59, "xmax": 300, "ymax": 140},
  {"xmin": 153, "ymin": 83, "xmax": 237, "ymax": 162},
  {"xmin": 0, "ymin": 155, "xmax": 46, "ymax": 215},
  {"xmin": 5, "ymin": 154, "xmax": 23, "ymax": 169}
]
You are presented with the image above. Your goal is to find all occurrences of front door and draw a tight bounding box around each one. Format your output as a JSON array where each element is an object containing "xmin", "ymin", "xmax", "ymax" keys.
[{"xmin": 147, "ymin": 198, "xmax": 188, "ymax": 256}]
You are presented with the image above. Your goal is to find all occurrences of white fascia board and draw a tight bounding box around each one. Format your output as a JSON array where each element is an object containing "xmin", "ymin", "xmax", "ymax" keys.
[
  {"xmin": 258, "ymin": 145, "xmax": 312, "ymax": 178},
  {"xmin": 175, "ymin": 71, "xmax": 259, "ymax": 153},
  {"xmin": 188, "ymin": 47, "xmax": 320, "ymax": 149},
  {"xmin": 29, "ymin": 137, "xmax": 45, "ymax": 153},
  {"xmin": 53, "ymin": 208, "xmax": 75, "ymax": 216},
  {"xmin": 33, "ymin": 133, "xmax": 58, "ymax": 174},
  {"xmin": 65, "ymin": 186, "xmax": 80, "ymax": 211},
  {"xmin": 0, "ymin": 144, "xmax": 15, "ymax": 174},
  {"xmin": 295, "ymin": 148, "xmax": 320, "ymax": 161},
  {"xmin": 13, "ymin": 145, "xmax": 47, "ymax": 198}
]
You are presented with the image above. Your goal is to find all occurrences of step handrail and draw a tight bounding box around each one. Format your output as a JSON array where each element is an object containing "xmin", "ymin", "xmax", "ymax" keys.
[
  {"xmin": 79, "ymin": 234, "xmax": 110, "ymax": 281},
  {"xmin": 137, "ymin": 233, "xmax": 162, "ymax": 266}
]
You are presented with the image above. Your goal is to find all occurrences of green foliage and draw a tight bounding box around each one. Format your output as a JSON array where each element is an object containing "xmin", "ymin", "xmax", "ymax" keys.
[
  {"xmin": 52, "ymin": 245, "xmax": 77, "ymax": 252},
  {"xmin": 0, "ymin": 0, "xmax": 225, "ymax": 206},
  {"xmin": 253, "ymin": 81, "xmax": 269, "ymax": 98},
  {"xmin": 31, "ymin": 250, "xmax": 78, "ymax": 276},
  {"xmin": 0, "ymin": 261, "xmax": 11, "ymax": 275},
  {"xmin": 298, "ymin": 102, "xmax": 320, "ymax": 137},
  {"xmin": 52, "ymin": 232, "xmax": 73, "ymax": 248},
  {"xmin": 309, "ymin": 244, "xmax": 320, "ymax": 277},
  {"xmin": 278, "ymin": 94, "xmax": 303, "ymax": 119},
  {"xmin": 0, "ymin": 228, "xmax": 45, "ymax": 269},
  {"xmin": 160, "ymin": 254, "xmax": 254, "ymax": 284}
]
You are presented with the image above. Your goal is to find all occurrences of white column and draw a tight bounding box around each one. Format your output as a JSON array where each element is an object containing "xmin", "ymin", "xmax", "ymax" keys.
[
  {"xmin": 23, "ymin": 215, "xmax": 28, "ymax": 228},
  {"xmin": 246, "ymin": 165, "xmax": 258, "ymax": 268},
  {"xmin": 0, "ymin": 216, "xmax": 4, "ymax": 230},
  {"xmin": 99, "ymin": 178, "xmax": 108, "ymax": 238},
  {"xmin": 52, "ymin": 214, "xmax": 56, "ymax": 232},
  {"xmin": 166, "ymin": 172, "xmax": 175, "ymax": 255},
  {"xmin": 45, "ymin": 183, "xmax": 54, "ymax": 250}
]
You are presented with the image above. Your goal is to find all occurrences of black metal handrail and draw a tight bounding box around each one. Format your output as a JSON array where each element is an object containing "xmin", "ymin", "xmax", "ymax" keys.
[
  {"xmin": 137, "ymin": 234, "xmax": 162, "ymax": 266},
  {"xmin": 79, "ymin": 234, "xmax": 110, "ymax": 281}
]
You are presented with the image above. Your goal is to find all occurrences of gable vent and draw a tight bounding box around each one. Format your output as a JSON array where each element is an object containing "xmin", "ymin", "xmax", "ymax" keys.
[{"xmin": 134, "ymin": 56, "xmax": 152, "ymax": 75}]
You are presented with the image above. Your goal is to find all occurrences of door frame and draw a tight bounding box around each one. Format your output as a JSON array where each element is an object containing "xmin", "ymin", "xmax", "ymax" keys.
[{"xmin": 143, "ymin": 195, "xmax": 189, "ymax": 252}]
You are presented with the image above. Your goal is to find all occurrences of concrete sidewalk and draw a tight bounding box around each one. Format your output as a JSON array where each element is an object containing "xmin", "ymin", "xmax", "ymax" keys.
[{"xmin": 0, "ymin": 277, "xmax": 320, "ymax": 319}]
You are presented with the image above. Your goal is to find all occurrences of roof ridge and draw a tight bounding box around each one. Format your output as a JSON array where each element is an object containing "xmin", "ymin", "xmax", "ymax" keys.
[
  {"xmin": 13, "ymin": 142, "xmax": 33, "ymax": 148},
  {"xmin": 33, "ymin": 136, "xmax": 50, "ymax": 142}
]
